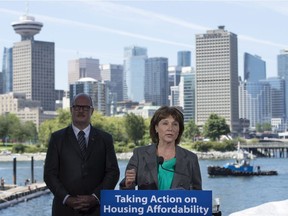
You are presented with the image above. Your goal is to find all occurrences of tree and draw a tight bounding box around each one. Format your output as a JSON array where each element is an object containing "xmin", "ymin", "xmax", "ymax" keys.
[
  {"xmin": 183, "ymin": 119, "xmax": 200, "ymax": 141},
  {"xmin": 0, "ymin": 113, "xmax": 21, "ymax": 143},
  {"xmin": 14, "ymin": 121, "xmax": 37, "ymax": 143},
  {"xmin": 124, "ymin": 113, "xmax": 146, "ymax": 145},
  {"xmin": 203, "ymin": 113, "xmax": 230, "ymax": 141}
]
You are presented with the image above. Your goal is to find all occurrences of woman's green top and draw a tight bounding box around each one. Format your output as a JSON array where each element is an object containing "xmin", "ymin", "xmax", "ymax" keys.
[{"xmin": 158, "ymin": 157, "xmax": 176, "ymax": 190}]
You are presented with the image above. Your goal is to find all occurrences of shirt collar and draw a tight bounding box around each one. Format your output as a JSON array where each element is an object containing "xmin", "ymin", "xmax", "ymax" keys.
[{"xmin": 72, "ymin": 124, "xmax": 91, "ymax": 138}]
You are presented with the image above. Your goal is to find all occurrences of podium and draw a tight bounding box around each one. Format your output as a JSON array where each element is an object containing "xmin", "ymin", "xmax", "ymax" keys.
[{"xmin": 101, "ymin": 190, "xmax": 213, "ymax": 215}]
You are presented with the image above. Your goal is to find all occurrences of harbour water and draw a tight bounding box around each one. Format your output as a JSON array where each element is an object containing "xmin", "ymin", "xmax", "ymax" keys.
[{"xmin": 0, "ymin": 157, "xmax": 287, "ymax": 215}]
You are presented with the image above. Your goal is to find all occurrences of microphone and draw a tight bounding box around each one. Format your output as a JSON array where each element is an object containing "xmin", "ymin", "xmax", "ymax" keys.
[{"xmin": 157, "ymin": 156, "xmax": 189, "ymax": 178}]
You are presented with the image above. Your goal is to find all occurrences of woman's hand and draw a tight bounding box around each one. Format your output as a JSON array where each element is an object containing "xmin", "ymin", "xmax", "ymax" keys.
[{"xmin": 125, "ymin": 169, "xmax": 136, "ymax": 188}]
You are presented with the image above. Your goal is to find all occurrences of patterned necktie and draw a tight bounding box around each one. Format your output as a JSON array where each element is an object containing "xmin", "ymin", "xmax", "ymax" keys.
[{"xmin": 78, "ymin": 130, "xmax": 87, "ymax": 158}]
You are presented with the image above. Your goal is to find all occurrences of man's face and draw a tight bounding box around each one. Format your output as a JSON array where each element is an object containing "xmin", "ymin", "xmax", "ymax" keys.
[{"xmin": 70, "ymin": 95, "xmax": 94, "ymax": 128}]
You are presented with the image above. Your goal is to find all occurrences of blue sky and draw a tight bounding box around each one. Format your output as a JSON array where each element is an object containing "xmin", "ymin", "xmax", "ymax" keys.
[{"xmin": 0, "ymin": 0, "xmax": 287, "ymax": 90}]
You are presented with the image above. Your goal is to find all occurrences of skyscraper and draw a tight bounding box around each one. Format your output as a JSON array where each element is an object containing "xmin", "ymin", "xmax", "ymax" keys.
[
  {"xmin": 1, "ymin": 47, "xmax": 13, "ymax": 93},
  {"xmin": 123, "ymin": 46, "xmax": 147, "ymax": 102},
  {"xmin": 277, "ymin": 49, "xmax": 288, "ymax": 120},
  {"xmin": 239, "ymin": 81, "xmax": 271, "ymax": 129},
  {"xmin": 68, "ymin": 58, "xmax": 100, "ymax": 86},
  {"xmin": 178, "ymin": 67, "xmax": 196, "ymax": 122},
  {"xmin": 144, "ymin": 57, "xmax": 169, "ymax": 106},
  {"xmin": 12, "ymin": 14, "xmax": 55, "ymax": 111},
  {"xmin": 168, "ymin": 66, "xmax": 182, "ymax": 96},
  {"xmin": 195, "ymin": 26, "xmax": 239, "ymax": 132},
  {"xmin": 100, "ymin": 64, "xmax": 124, "ymax": 102},
  {"xmin": 261, "ymin": 77, "xmax": 286, "ymax": 131},
  {"xmin": 240, "ymin": 53, "xmax": 269, "ymax": 129},
  {"xmin": 177, "ymin": 51, "xmax": 191, "ymax": 67},
  {"xmin": 244, "ymin": 53, "xmax": 266, "ymax": 82}
]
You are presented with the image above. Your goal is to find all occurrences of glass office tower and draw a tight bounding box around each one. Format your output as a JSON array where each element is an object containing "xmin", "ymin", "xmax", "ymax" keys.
[{"xmin": 123, "ymin": 46, "xmax": 147, "ymax": 102}]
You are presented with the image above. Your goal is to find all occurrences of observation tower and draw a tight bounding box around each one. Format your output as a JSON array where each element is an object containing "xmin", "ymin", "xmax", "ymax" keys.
[{"xmin": 11, "ymin": 15, "xmax": 43, "ymax": 41}]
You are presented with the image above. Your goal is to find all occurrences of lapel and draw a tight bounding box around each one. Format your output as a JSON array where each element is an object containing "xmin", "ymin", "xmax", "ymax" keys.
[
  {"xmin": 67, "ymin": 126, "xmax": 83, "ymax": 159},
  {"xmin": 144, "ymin": 144, "xmax": 159, "ymax": 186},
  {"xmin": 171, "ymin": 146, "xmax": 189, "ymax": 188},
  {"xmin": 86, "ymin": 126, "xmax": 99, "ymax": 160}
]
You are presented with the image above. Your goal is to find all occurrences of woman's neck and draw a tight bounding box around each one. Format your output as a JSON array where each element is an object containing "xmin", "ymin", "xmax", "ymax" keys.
[{"xmin": 157, "ymin": 142, "xmax": 176, "ymax": 161}]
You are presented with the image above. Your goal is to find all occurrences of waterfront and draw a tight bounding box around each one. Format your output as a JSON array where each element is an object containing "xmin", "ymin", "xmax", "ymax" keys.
[{"xmin": 0, "ymin": 157, "xmax": 287, "ymax": 215}]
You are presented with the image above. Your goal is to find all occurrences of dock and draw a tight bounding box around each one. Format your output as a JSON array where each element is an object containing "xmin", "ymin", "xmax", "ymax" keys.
[{"xmin": 0, "ymin": 182, "xmax": 50, "ymax": 210}]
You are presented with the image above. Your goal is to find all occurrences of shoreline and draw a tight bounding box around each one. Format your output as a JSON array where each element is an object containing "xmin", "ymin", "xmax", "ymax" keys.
[{"xmin": 0, "ymin": 151, "xmax": 242, "ymax": 162}]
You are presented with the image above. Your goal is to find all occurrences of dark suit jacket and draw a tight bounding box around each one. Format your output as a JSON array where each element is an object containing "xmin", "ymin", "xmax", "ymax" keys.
[
  {"xmin": 120, "ymin": 143, "xmax": 202, "ymax": 190},
  {"xmin": 44, "ymin": 125, "xmax": 120, "ymax": 216}
]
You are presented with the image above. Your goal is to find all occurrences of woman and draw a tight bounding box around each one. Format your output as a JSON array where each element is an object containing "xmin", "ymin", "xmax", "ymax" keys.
[{"xmin": 120, "ymin": 106, "xmax": 202, "ymax": 190}]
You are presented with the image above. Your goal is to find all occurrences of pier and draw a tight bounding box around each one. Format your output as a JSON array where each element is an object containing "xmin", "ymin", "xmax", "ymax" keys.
[
  {"xmin": 0, "ymin": 182, "xmax": 49, "ymax": 210},
  {"xmin": 241, "ymin": 140, "xmax": 288, "ymax": 158}
]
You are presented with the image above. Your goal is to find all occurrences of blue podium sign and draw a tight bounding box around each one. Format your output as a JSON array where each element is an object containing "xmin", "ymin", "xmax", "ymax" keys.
[{"xmin": 101, "ymin": 190, "xmax": 212, "ymax": 215}]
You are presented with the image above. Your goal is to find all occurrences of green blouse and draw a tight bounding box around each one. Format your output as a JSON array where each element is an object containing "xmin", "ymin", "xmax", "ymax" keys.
[{"xmin": 158, "ymin": 157, "xmax": 176, "ymax": 190}]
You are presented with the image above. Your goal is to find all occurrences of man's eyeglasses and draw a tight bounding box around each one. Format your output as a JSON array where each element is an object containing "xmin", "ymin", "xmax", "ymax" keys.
[{"xmin": 72, "ymin": 105, "xmax": 93, "ymax": 111}]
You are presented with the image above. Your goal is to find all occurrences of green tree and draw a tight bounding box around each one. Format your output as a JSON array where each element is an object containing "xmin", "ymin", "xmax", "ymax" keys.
[
  {"xmin": 203, "ymin": 113, "xmax": 230, "ymax": 141},
  {"xmin": 124, "ymin": 113, "xmax": 146, "ymax": 145},
  {"xmin": 262, "ymin": 122, "xmax": 272, "ymax": 132},
  {"xmin": 256, "ymin": 123, "xmax": 263, "ymax": 132},
  {"xmin": 56, "ymin": 109, "xmax": 71, "ymax": 128},
  {"xmin": 0, "ymin": 113, "xmax": 21, "ymax": 143},
  {"xmin": 183, "ymin": 119, "xmax": 200, "ymax": 141},
  {"xmin": 15, "ymin": 121, "xmax": 37, "ymax": 143}
]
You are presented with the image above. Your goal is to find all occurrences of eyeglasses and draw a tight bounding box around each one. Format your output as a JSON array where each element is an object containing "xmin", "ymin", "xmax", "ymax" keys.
[{"xmin": 72, "ymin": 105, "xmax": 93, "ymax": 111}]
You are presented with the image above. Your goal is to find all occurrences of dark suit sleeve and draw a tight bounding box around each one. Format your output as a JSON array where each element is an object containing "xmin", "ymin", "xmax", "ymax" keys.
[
  {"xmin": 44, "ymin": 130, "xmax": 68, "ymax": 202},
  {"xmin": 119, "ymin": 148, "xmax": 139, "ymax": 190}
]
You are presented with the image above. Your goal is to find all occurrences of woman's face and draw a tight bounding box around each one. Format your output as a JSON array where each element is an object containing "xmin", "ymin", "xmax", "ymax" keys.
[{"xmin": 155, "ymin": 115, "xmax": 180, "ymax": 144}]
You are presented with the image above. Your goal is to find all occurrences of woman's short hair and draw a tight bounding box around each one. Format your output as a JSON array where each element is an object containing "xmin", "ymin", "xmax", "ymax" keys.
[{"xmin": 150, "ymin": 106, "xmax": 184, "ymax": 145}]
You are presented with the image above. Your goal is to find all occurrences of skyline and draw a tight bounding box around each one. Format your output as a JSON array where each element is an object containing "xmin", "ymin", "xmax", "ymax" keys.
[{"xmin": 1, "ymin": 0, "xmax": 288, "ymax": 90}]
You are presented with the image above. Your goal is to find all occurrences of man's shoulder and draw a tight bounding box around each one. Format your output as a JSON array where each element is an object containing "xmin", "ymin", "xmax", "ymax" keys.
[
  {"xmin": 52, "ymin": 126, "xmax": 70, "ymax": 136},
  {"xmin": 90, "ymin": 126, "xmax": 112, "ymax": 138}
]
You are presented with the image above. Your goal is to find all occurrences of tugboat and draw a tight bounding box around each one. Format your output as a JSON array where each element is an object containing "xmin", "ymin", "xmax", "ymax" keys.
[{"xmin": 208, "ymin": 143, "xmax": 278, "ymax": 176}]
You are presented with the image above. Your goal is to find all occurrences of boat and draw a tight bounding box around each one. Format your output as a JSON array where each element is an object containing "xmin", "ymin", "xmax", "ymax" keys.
[{"xmin": 207, "ymin": 142, "xmax": 278, "ymax": 176}]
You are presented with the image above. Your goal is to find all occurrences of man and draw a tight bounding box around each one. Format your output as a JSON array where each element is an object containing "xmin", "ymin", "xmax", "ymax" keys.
[{"xmin": 44, "ymin": 93, "xmax": 120, "ymax": 216}]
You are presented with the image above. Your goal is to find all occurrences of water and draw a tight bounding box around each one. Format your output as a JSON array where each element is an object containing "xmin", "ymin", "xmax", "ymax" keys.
[{"xmin": 0, "ymin": 157, "xmax": 287, "ymax": 215}]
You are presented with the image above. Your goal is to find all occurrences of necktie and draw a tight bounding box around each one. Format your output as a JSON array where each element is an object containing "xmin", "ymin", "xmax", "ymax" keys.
[{"xmin": 78, "ymin": 131, "xmax": 87, "ymax": 158}]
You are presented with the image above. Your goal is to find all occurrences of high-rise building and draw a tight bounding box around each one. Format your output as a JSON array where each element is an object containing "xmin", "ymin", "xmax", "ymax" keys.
[
  {"xmin": 100, "ymin": 64, "xmax": 124, "ymax": 102},
  {"xmin": 195, "ymin": 26, "xmax": 239, "ymax": 132},
  {"xmin": 69, "ymin": 77, "xmax": 110, "ymax": 115},
  {"xmin": 244, "ymin": 53, "xmax": 266, "ymax": 82},
  {"xmin": 261, "ymin": 77, "xmax": 286, "ymax": 131},
  {"xmin": 168, "ymin": 66, "xmax": 182, "ymax": 96},
  {"xmin": 177, "ymin": 51, "xmax": 191, "ymax": 67},
  {"xmin": 68, "ymin": 58, "xmax": 100, "ymax": 86},
  {"xmin": 277, "ymin": 49, "xmax": 288, "ymax": 120},
  {"xmin": 240, "ymin": 53, "xmax": 268, "ymax": 129},
  {"xmin": 1, "ymin": 47, "xmax": 13, "ymax": 93},
  {"xmin": 11, "ymin": 15, "xmax": 55, "ymax": 111},
  {"xmin": 123, "ymin": 46, "xmax": 147, "ymax": 102},
  {"xmin": 178, "ymin": 67, "xmax": 196, "ymax": 122},
  {"xmin": 239, "ymin": 81, "xmax": 271, "ymax": 129},
  {"xmin": 0, "ymin": 73, "xmax": 2, "ymax": 94},
  {"xmin": 144, "ymin": 57, "xmax": 169, "ymax": 106}
]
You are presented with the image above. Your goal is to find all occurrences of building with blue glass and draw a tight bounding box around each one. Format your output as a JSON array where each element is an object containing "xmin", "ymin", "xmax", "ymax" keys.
[
  {"xmin": 123, "ymin": 46, "xmax": 147, "ymax": 102},
  {"xmin": 277, "ymin": 49, "xmax": 288, "ymax": 121},
  {"xmin": 144, "ymin": 57, "xmax": 169, "ymax": 106},
  {"xmin": 177, "ymin": 51, "xmax": 191, "ymax": 67},
  {"xmin": 1, "ymin": 47, "xmax": 13, "ymax": 93}
]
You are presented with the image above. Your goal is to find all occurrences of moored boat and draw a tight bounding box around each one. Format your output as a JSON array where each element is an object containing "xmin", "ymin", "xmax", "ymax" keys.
[{"xmin": 207, "ymin": 143, "xmax": 278, "ymax": 176}]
